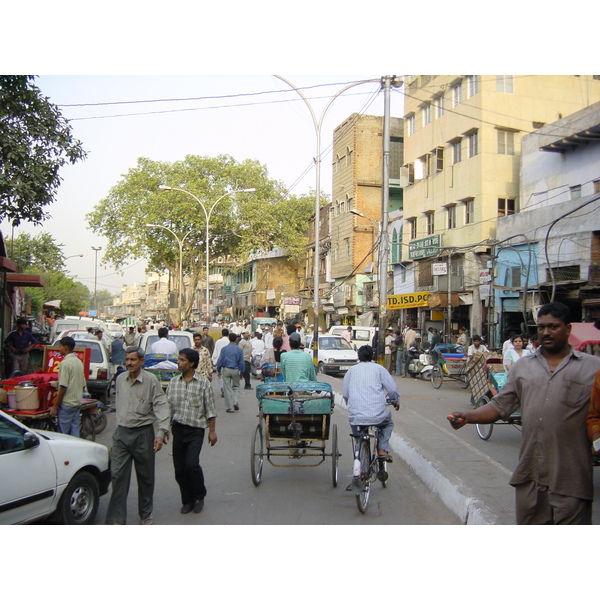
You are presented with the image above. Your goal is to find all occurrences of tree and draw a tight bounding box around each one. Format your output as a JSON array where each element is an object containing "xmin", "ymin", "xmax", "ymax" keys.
[
  {"xmin": 86, "ymin": 154, "xmax": 322, "ymax": 320},
  {"xmin": 26, "ymin": 270, "xmax": 90, "ymax": 316},
  {"xmin": 0, "ymin": 76, "xmax": 86, "ymax": 225},
  {"xmin": 9, "ymin": 232, "xmax": 67, "ymax": 273}
]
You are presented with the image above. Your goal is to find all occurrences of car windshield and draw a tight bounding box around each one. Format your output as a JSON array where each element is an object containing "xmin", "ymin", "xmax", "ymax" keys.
[
  {"xmin": 146, "ymin": 335, "xmax": 191, "ymax": 352},
  {"xmin": 73, "ymin": 340, "xmax": 104, "ymax": 363},
  {"xmin": 319, "ymin": 337, "xmax": 353, "ymax": 350}
]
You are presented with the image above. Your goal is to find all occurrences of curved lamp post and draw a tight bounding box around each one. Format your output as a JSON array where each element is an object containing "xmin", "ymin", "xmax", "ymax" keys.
[
  {"xmin": 146, "ymin": 224, "xmax": 193, "ymax": 323},
  {"xmin": 91, "ymin": 247, "xmax": 102, "ymax": 314},
  {"xmin": 273, "ymin": 75, "xmax": 380, "ymax": 363},
  {"xmin": 158, "ymin": 185, "xmax": 255, "ymax": 320}
]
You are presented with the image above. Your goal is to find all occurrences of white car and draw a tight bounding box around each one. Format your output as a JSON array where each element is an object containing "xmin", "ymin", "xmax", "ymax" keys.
[
  {"xmin": 0, "ymin": 410, "xmax": 110, "ymax": 524},
  {"xmin": 138, "ymin": 330, "xmax": 194, "ymax": 354},
  {"xmin": 303, "ymin": 334, "xmax": 359, "ymax": 376}
]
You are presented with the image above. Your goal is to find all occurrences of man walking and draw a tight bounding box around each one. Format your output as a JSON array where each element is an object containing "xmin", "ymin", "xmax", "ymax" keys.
[
  {"xmin": 216, "ymin": 332, "xmax": 244, "ymax": 413},
  {"xmin": 167, "ymin": 348, "xmax": 217, "ymax": 515},
  {"xmin": 201, "ymin": 326, "xmax": 214, "ymax": 356},
  {"xmin": 48, "ymin": 336, "xmax": 86, "ymax": 437},
  {"xmin": 105, "ymin": 346, "xmax": 170, "ymax": 525},
  {"xmin": 238, "ymin": 330, "xmax": 253, "ymax": 390},
  {"xmin": 212, "ymin": 328, "xmax": 230, "ymax": 398},
  {"xmin": 402, "ymin": 324, "xmax": 416, "ymax": 377},
  {"xmin": 449, "ymin": 302, "xmax": 600, "ymax": 525},
  {"xmin": 193, "ymin": 333, "xmax": 213, "ymax": 382},
  {"xmin": 4, "ymin": 317, "xmax": 38, "ymax": 375},
  {"xmin": 280, "ymin": 332, "xmax": 316, "ymax": 382}
]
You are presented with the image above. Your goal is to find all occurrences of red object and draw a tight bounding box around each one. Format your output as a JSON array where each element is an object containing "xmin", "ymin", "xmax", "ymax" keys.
[
  {"xmin": 568, "ymin": 323, "xmax": 600, "ymax": 352},
  {"xmin": 42, "ymin": 346, "xmax": 91, "ymax": 379}
]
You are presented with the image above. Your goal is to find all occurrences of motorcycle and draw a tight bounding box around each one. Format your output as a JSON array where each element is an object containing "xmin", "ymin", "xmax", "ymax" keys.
[{"xmin": 406, "ymin": 346, "xmax": 434, "ymax": 380}]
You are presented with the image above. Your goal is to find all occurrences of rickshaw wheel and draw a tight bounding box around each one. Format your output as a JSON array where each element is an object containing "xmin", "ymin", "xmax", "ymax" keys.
[
  {"xmin": 330, "ymin": 424, "xmax": 339, "ymax": 487},
  {"xmin": 431, "ymin": 365, "xmax": 443, "ymax": 389},
  {"xmin": 475, "ymin": 396, "xmax": 494, "ymax": 440},
  {"xmin": 251, "ymin": 423, "xmax": 264, "ymax": 486},
  {"xmin": 459, "ymin": 374, "xmax": 470, "ymax": 389}
]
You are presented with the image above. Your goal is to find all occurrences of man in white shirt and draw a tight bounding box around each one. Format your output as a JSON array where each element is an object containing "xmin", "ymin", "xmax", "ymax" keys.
[
  {"xmin": 151, "ymin": 327, "xmax": 178, "ymax": 354},
  {"xmin": 341, "ymin": 326, "xmax": 352, "ymax": 343},
  {"xmin": 212, "ymin": 328, "xmax": 231, "ymax": 397},
  {"xmin": 263, "ymin": 325, "xmax": 273, "ymax": 350}
]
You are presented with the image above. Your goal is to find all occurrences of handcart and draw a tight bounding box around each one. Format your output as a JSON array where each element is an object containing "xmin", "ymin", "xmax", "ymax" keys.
[
  {"xmin": 251, "ymin": 381, "xmax": 341, "ymax": 487},
  {"xmin": 468, "ymin": 354, "xmax": 521, "ymax": 440},
  {"xmin": 430, "ymin": 344, "xmax": 470, "ymax": 389}
]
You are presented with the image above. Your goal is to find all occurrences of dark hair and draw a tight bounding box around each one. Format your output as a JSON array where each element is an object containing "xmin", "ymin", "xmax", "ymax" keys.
[
  {"xmin": 193, "ymin": 333, "xmax": 202, "ymax": 340},
  {"xmin": 179, "ymin": 348, "xmax": 199, "ymax": 369},
  {"xmin": 16, "ymin": 317, "xmax": 28, "ymax": 326},
  {"xmin": 273, "ymin": 336, "xmax": 283, "ymax": 350},
  {"xmin": 228, "ymin": 332, "xmax": 238, "ymax": 342},
  {"xmin": 289, "ymin": 335, "xmax": 301, "ymax": 349},
  {"xmin": 537, "ymin": 302, "xmax": 571, "ymax": 325},
  {"xmin": 472, "ymin": 335, "xmax": 482, "ymax": 342},
  {"xmin": 221, "ymin": 328, "xmax": 230, "ymax": 337},
  {"xmin": 158, "ymin": 327, "xmax": 169, "ymax": 338},
  {"xmin": 60, "ymin": 336, "xmax": 75, "ymax": 350},
  {"xmin": 512, "ymin": 335, "xmax": 525, "ymax": 344},
  {"xmin": 286, "ymin": 323, "xmax": 296, "ymax": 336},
  {"xmin": 358, "ymin": 345, "xmax": 374, "ymax": 362}
]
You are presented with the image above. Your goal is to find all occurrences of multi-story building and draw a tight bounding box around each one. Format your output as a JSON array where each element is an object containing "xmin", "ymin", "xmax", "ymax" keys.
[
  {"xmin": 321, "ymin": 113, "xmax": 403, "ymax": 327},
  {"xmin": 400, "ymin": 75, "xmax": 600, "ymax": 341}
]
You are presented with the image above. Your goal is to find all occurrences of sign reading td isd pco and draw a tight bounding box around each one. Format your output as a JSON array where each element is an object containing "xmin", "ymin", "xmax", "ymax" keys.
[{"xmin": 387, "ymin": 292, "xmax": 431, "ymax": 310}]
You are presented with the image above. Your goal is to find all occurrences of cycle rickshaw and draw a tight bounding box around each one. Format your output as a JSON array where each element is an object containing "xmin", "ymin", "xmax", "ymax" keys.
[
  {"xmin": 251, "ymin": 381, "xmax": 340, "ymax": 487},
  {"xmin": 430, "ymin": 344, "xmax": 470, "ymax": 389}
]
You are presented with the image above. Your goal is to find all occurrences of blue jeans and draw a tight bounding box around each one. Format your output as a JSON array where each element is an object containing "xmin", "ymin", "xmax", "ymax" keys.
[
  {"xmin": 395, "ymin": 350, "xmax": 403, "ymax": 375},
  {"xmin": 351, "ymin": 412, "xmax": 394, "ymax": 453},
  {"xmin": 57, "ymin": 404, "xmax": 80, "ymax": 437}
]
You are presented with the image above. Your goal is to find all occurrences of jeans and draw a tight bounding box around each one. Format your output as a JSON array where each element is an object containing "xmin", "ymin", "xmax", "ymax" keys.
[
  {"xmin": 395, "ymin": 350, "xmax": 404, "ymax": 376},
  {"xmin": 57, "ymin": 404, "xmax": 80, "ymax": 437},
  {"xmin": 350, "ymin": 412, "xmax": 394, "ymax": 453},
  {"xmin": 172, "ymin": 421, "xmax": 207, "ymax": 506}
]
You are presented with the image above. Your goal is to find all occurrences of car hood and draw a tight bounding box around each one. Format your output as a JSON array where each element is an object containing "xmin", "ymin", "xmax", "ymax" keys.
[
  {"xmin": 319, "ymin": 349, "xmax": 358, "ymax": 360},
  {"xmin": 35, "ymin": 429, "xmax": 109, "ymax": 470}
]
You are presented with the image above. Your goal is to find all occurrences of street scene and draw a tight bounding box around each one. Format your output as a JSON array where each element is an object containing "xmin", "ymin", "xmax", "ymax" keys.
[{"xmin": 1, "ymin": 74, "xmax": 600, "ymax": 533}]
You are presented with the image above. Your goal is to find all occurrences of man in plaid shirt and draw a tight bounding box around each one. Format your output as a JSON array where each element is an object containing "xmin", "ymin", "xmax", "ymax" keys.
[{"xmin": 167, "ymin": 348, "xmax": 217, "ymax": 515}]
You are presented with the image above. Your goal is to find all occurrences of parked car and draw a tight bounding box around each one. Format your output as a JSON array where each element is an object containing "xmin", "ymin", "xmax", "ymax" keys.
[
  {"xmin": 303, "ymin": 334, "xmax": 359, "ymax": 376},
  {"xmin": 0, "ymin": 409, "xmax": 110, "ymax": 524},
  {"xmin": 50, "ymin": 318, "xmax": 113, "ymax": 345},
  {"xmin": 328, "ymin": 325, "xmax": 377, "ymax": 351},
  {"xmin": 138, "ymin": 330, "xmax": 194, "ymax": 354},
  {"xmin": 71, "ymin": 339, "xmax": 112, "ymax": 402}
]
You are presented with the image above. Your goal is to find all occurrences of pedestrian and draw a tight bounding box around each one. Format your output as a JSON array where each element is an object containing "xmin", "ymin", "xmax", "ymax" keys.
[
  {"xmin": 259, "ymin": 335, "xmax": 286, "ymax": 380},
  {"xmin": 384, "ymin": 327, "xmax": 395, "ymax": 374},
  {"xmin": 95, "ymin": 329, "xmax": 111, "ymax": 356},
  {"xmin": 394, "ymin": 330, "xmax": 404, "ymax": 376},
  {"xmin": 341, "ymin": 325, "xmax": 352, "ymax": 343},
  {"xmin": 448, "ymin": 302, "xmax": 600, "ymax": 525},
  {"xmin": 212, "ymin": 328, "xmax": 230, "ymax": 398},
  {"xmin": 502, "ymin": 331, "xmax": 518, "ymax": 355},
  {"xmin": 216, "ymin": 332, "xmax": 245, "ymax": 413},
  {"xmin": 263, "ymin": 324, "xmax": 274, "ymax": 350},
  {"xmin": 456, "ymin": 326, "xmax": 469, "ymax": 350},
  {"xmin": 151, "ymin": 327, "xmax": 178, "ymax": 354},
  {"xmin": 4, "ymin": 317, "xmax": 38, "ymax": 375},
  {"xmin": 192, "ymin": 333, "xmax": 213, "ymax": 382},
  {"xmin": 239, "ymin": 330, "xmax": 253, "ymax": 390},
  {"xmin": 110, "ymin": 331, "xmax": 126, "ymax": 382},
  {"xmin": 48, "ymin": 336, "xmax": 86, "ymax": 436},
  {"xmin": 201, "ymin": 326, "xmax": 214, "ymax": 356},
  {"xmin": 430, "ymin": 328, "xmax": 443, "ymax": 348},
  {"xmin": 402, "ymin": 324, "xmax": 416, "ymax": 377},
  {"xmin": 105, "ymin": 346, "xmax": 170, "ymax": 525},
  {"xmin": 124, "ymin": 326, "xmax": 137, "ymax": 346},
  {"xmin": 467, "ymin": 335, "xmax": 489, "ymax": 358},
  {"xmin": 502, "ymin": 334, "xmax": 530, "ymax": 371},
  {"xmin": 167, "ymin": 348, "xmax": 217, "ymax": 515},
  {"xmin": 280, "ymin": 332, "xmax": 316, "ymax": 382}
]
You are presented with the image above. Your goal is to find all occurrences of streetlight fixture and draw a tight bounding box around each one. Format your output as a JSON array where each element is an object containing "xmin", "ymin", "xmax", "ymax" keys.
[
  {"xmin": 274, "ymin": 76, "xmax": 380, "ymax": 364},
  {"xmin": 158, "ymin": 185, "xmax": 255, "ymax": 321},
  {"xmin": 91, "ymin": 247, "xmax": 102, "ymax": 314},
  {"xmin": 65, "ymin": 253, "xmax": 84, "ymax": 260},
  {"xmin": 146, "ymin": 224, "xmax": 193, "ymax": 324}
]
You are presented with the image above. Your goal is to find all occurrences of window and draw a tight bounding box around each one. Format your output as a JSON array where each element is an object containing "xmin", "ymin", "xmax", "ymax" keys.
[
  {"xmin": 546, "ymin": 265, "xmax": 581, "ymax": 282},
  {"xmin": 467, "ymin": 130, "xmax": 478, "ymax": 157},
  {"xmin": 497, "ymin": 129, "xmax": 515, "ymax": 155},
  {"xmin": 452, "ymin": 139, "xmax": 462, "ymax": 164},
  {"xmin": 435, "ymin": 147, "xmax": 444, "ymax": 172},
  {"xmin": 464, "ymin": 198, "xmax": 474, "ymax": 224},
  {"xmin": 407, "ymin": 113, "xmax": 415, "ymax": 135},
  {"xmin": 434, "ymin": 95, "xmax": 444, "ymax": 118},
  {"xmin": 594, "ymin": 180, "xmax": 600, "ymax": 194},
  {"xmin": 344, "ymin": 238, "xmax": 350, "ymax": 259},
  {"xmin": 346, "ymin": 146, "xmax": 353, "ymax": 166},
  {"xmin": 391, "ymin": 229, "xmax": 402, "ymax": 264},
  {"xmin": 407, "ymin": 162, "xmax": 415, "ymax": 184},
  {"xmin": 422, "ymin": 103, "xmax": 431, "ymax": 127},
  {"xmin": 498, "ymin": 197, "xmax": 516, "ymax": 217},
  {"xmin": 466, "ymin": 75, "xmax": 479, "ymax": 98},
  {"xmin": 408, "ymin": 218, "xmax": 417, "ymax": 240},
  {"xmin": 447, "ymin": 205, "xmax": 456, "ymax": 229},
  {"xmin": 570, "ymin": 185, "xmax": 582, "ymax": 199},
  {"xmin": 496, "ymin": 75, "xmax": 514, "ymax": 93},
  {"xmin": 452, "ymin": 83, "xmax": 462, "ymax": 107},
  {"xmin": 426, "ymin": 212, "xmax": 435, "ymax": 235}
]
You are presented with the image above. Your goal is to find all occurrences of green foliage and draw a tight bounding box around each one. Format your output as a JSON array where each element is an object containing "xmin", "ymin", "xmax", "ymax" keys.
[
  {"xmin": 9, "ymin": 231, "xmax": 66, "ymax": 273},
  {"xmin": 26, "ymin": 270, "xmax": 90, "ymax": 316},
  {"xmin": 0, "ymin": 75, "xmax": 86, "ymax": 225}
]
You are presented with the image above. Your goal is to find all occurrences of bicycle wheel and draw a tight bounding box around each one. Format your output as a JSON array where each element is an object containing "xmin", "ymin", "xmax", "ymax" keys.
[
  {"xmin": 431, "ymin": 364, "xmax": 443, "ymax": 389},
  {"xmin": 330, "ymin": 424, "xmax": 339, "ymax": 488},
  {"xmin": 475, "ymin": 396, "xmax": 493, "ymax": 440},
  {"xmin": 250, "ymin": 423, "xmax": 264, "ymax": 486},
  {"xmin": 355, "ymin": 439, "xmax": 371, "ymax": 514},
  {"xmin": 459, "ymin": 373, "xmax": 470, "ymax": 389}
]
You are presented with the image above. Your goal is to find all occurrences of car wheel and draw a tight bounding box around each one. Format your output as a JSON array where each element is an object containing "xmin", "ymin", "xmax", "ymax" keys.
[
  {"xmin": 57, "ymin": 471, "xmax": 100, "ymax": 525},
  {"xmin": 317, "ymin": 362, "xmax": 325, "ymax": 374}
]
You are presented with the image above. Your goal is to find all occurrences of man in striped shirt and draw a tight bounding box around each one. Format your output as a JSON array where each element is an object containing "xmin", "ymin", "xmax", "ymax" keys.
[
  {"xmin": 167, "ymin": 348, "xmax": 217, "ymax": 515},
  {"xmin": 342, "ymin": 344, "xmax": 400, "ymax": 459}
]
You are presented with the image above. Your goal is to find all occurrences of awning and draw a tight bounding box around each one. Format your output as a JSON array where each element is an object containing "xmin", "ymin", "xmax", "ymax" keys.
[
  {"xmin": 6, "ymin": 273, "xmax": 45, "ymax": 287},
  {"xmin": 43, "ymin": 299, "xmax": 62, "ymax": 309}
]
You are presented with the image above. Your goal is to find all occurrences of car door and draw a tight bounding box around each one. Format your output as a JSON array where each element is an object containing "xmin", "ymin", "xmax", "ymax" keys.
[{"xmin": 0, "ymin": 413, "xmax": 57, "ymax": 524}]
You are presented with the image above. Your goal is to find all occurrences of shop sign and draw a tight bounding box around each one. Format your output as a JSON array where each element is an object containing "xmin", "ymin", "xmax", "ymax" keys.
[
  {"xmin": 387, "ymin": 292, "xmax": 431, "ymax": 310},
  {"xmin": 432, "ymin": 262, "xmax": 447, "ymax": 276},
  {"xmin": 408, "ymin": 235, "xmax": 441, "ymax": 259}
]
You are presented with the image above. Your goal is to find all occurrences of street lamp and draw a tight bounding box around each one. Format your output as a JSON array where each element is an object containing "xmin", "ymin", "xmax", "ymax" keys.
[
  {"xmin": 158, "ymin": 185, "xmax": 255, "ymax": 321},
  {"xmin": 274, "ymin": 76, "xmax": 380, "ymax": 364},
  {"xmin": 65, "ymin": 253, "xmax": 84, "ymax": 260},
  {"xmin": 146, "ymin": 224, "xmax": 193, "ymax": 324},
  {"xmin": 91, "ymin": 247, "xmax": 102, "ymax": 314}
]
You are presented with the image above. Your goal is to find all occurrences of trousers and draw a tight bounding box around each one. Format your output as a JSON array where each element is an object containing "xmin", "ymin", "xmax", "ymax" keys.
[
  {"xmin": 221, "ymin": 367, "xmax": 240, "ymax": 410},
  {"xmin": 172, "ymin": 421, "xmax": 207, "ymax": 506},
  {"xmin": 351, "ymin": 412, "xmax": 394, "ymax": 453}
]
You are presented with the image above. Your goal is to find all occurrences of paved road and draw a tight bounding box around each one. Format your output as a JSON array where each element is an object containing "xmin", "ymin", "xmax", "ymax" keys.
[{"xmin": 94, "ymin": 375, "xmax": 460, "ymax": 525}]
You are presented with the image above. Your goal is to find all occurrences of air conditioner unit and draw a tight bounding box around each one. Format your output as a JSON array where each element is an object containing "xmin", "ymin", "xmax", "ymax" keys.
[
  {"xmin": 399, "ymin": 167, "xmax": 410, "ymax": 188},
  {"xmin": 364, "ymin": 262, "xmax": 374, "ymax": 274}
]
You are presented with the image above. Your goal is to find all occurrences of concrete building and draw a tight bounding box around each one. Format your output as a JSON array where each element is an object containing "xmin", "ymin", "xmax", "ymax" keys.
[
  {"xmin": 493, "ymin": 101, "xmax": 600, "ymax": 346},
  {"xmin": 400, "ymin": 75, "xmax": 600, "ymax": 342}
]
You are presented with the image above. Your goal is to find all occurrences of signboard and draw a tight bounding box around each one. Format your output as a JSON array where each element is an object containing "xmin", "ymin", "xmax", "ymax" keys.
[
  {"xmin": 387, "ymin": 292, "xmax": 431, "ymax": 310},
  {"xmin": 479, "ymin": 269, "xmax": 491, "ymax": 283},
  {"xmin": 432, "ymin": 262, "xmax": 447, "ymax": 276},
  {"xmin": 408, "ymin": 235, "xmax": 441, "ymax": 260},
  {"xmin": 284, "ymin": 297, "xmax": 300, "ymax": 305},
  {"xmin": 43, "ymin": 346, "xmax": 91, "ymax": 379}
]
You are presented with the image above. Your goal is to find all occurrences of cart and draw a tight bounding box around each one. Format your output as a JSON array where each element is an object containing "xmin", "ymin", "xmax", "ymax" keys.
[
  {"xmin": 468, "ymin": 354, "xmax": 521, "ymax": 440},
  {"xmin": 251, "ymin": 381, "xmax": 341, "ymax": 487},
  {"xmin": 430, "ymin": 344, "xmax": 470, "ymax": 389}
]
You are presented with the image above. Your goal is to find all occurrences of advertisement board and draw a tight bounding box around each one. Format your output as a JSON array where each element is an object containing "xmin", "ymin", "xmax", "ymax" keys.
[{"xmin": 387, "ymin": 292, "xmax": 431, "ymax": 310}]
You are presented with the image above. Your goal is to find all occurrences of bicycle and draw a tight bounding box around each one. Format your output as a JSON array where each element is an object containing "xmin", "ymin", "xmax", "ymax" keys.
[{"xmin": 348, "ymin": 419, "xmax": 394, "ymax": 514}]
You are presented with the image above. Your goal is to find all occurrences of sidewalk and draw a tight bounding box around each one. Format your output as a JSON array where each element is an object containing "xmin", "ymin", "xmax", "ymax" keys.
[{"xmin": 333, "ymin": 390, "xmax": 516, "ymax": 525}]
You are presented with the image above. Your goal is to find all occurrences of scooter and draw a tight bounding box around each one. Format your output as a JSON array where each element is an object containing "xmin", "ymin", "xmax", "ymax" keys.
[{"xmin": 406, "ymin": 346, "xmax": 434, "ymax": 380}]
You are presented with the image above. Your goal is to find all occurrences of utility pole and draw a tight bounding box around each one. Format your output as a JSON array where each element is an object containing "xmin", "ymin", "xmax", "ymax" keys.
[{"xmin": 377, "ymin": 75, "xmax": 402, "ymax": 364}]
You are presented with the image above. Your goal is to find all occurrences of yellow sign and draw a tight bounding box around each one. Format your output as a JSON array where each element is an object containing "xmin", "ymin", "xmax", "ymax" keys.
[{"xmin": 387, "ymin": 292, "xmax": 431, "ymax": 310}]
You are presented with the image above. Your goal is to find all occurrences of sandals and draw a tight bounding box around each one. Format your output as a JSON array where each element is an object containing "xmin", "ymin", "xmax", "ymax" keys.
[
  {"xmin": 140, "ymin": 516, "xmax": 154, "ymax": 525},
  {"xmin": 226, "ymin": 409, "xmax": 235, "ymax": 413}
]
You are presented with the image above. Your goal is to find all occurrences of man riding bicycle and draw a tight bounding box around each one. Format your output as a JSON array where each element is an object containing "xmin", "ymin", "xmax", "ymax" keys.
[{"xmin": 342, "ymin": 344, "xmax": 400, "ymax": 459}]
